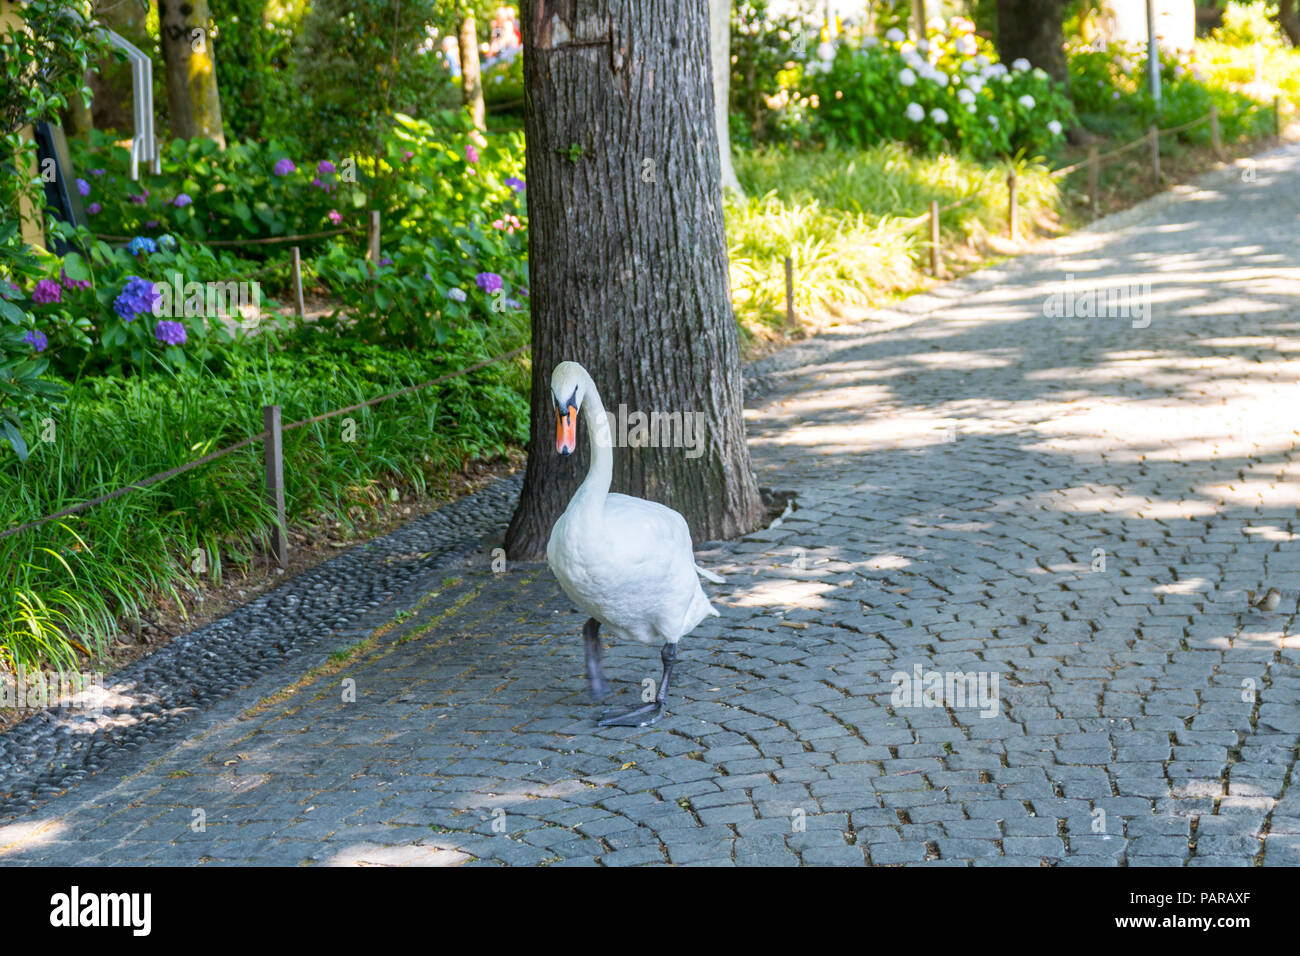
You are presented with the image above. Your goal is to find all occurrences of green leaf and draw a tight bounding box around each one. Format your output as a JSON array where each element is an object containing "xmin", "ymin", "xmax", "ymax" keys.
[
  {"xmin": 0, "ymin": 298, "xmax": 26, "ymax": 324},
  {"xmin": 2, "ymin": 419, "xmax": 29, "ymax": 462},
  {"xmin": 61, "ymin": 251, "xmax": 90, "ymax": 282}
]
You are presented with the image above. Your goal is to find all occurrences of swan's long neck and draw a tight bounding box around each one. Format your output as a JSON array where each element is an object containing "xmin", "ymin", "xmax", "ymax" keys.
[{"xmin": 573, "ymin": 368, "xmax": 612, "ymax": 512}]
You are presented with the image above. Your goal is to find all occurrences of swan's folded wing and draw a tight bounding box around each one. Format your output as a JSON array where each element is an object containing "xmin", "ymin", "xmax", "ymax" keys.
[{"xmin": 601, "ymin": 493, "xmax": 697, "ymax": 577}]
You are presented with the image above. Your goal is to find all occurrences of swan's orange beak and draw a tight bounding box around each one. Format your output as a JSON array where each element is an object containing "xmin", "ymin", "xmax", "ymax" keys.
[{"xmin": 555, "ymin": 404, "xmax": 578, "ymax": 455}]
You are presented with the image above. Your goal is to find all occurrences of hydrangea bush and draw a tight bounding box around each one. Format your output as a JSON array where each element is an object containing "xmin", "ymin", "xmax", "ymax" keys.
[
  {"xmin": 314, "ymin": 111, "xmax": 528, "ymax": 347},
  {"xmin": 806, "ymin": 17, "xmax": 1075, "ymax": 158}
]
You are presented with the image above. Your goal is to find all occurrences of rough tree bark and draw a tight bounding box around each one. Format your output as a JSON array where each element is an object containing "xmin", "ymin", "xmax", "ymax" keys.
[
  {"xmin": 504, "ymin": 0, "xmax": 765, "ymax": 561},
  {"xmin": 458, "ymin": 12, "xmax": 486, "ymax": 130},
  {"xmin": 995, "ymin": 0, "xmax": 1069, "ymax": 87},
  {"xmin": 709, "ymin": 0, "xmax": 742, "ymax": 196},
  {"xmin": 157, "ymin": 0, "xmax": 226, "ymax": 146}
]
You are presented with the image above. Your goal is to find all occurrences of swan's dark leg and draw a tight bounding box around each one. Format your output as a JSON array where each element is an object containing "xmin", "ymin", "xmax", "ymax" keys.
[
  {"xmin": 598, "ymin": 642, "xmax": 677, "ymax": 727},
  {"xmin": 583, "ymin": 618, "xmax": 608, "ymax": 703}
]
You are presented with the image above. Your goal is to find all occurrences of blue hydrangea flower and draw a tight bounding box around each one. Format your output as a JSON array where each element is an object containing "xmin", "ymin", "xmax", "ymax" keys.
[
  {"xmin": 113, "ymin": 276, "xmax": 159, "ymax": 321},
  {"xmin": 154, "ymin": 320, "xmax": 187, "ymax": 346},
  {"xmin": 129, "ymin": 236, "xmax": 157, "ymax": 256},
  {"xmin": 23, "ymin": 329, "xmax": 48, "ymax": 352}
]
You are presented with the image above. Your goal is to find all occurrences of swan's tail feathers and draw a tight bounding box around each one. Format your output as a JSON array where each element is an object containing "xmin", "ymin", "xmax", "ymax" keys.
[{"xmin": 696, "ymin": 564, "xmax": 726, "ymax": 584}]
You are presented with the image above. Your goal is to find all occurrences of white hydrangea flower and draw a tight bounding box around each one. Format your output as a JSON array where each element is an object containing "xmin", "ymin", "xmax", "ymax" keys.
[
  {"xmin": 1047, "ymin": 119, "xmax": 1063, "ymax": 136},
  {"xmin": 916, "ymin": 38, "xmax": 930, "ymax": 54},
  {"xmin": 905, "ymin": 102, "xmax": 925, "ymax": 122},
  {"xmin": 885, "ymin": 27, "xmax": 905, "ymax": 43},
  {"xmin": 898, "ymin": 67, "xmax": 917, "ymax": 86},
  {"xmin": 926, "ymin": 16, "xmax": 946, "ymax": 32},
  {"xmin": 961, "ymin": 59, "xmax": 977, "ymax": 72},
  {"xmin": 863, "ymin": 35, "xmax": 879, "ymax": 48},
  {"xmin": 930, "ymin": 107, "xmax": 948, "ymax": 123},
  {"xmin": 817, "ymin": 41, "xmax": 835, "ymax": 61},
  {"xmin": 957, "ymin": 87, "xmax": 975, "ymax": 105},
  {"xmin": 975, "ymin": 54, "xmax": 989, "ymax": 68},
  {"xmin": 966, "ymin": 74, "xmax": 984, "ymax": 92},
  {"xmin": 1018, "ymin": 94, "xmax": 1035, "ymax": 109},
  {"xmin": 988, "ymin": 114, "xmax": 999, "ymax": 128},
  {"xmin": 447, "ymin": 288, "xmax": 468, "ymax": 302},
  {"xmin": 966, "ymin": 103, "xmax": 977, "ymax": 113},
  {"xmin": 1012, "ymin": 57, "xmax": 1031, "ymax": 72},
  {"xmin": 956, "ymin": 35, "xmax": 977, "ymax": 56}
]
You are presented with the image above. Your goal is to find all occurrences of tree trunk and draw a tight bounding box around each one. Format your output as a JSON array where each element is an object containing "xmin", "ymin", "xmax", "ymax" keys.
[
  {"xmin": 995, "ymin": 0, "xmax": 1068, "ymax": 87},
  {"xmin": 505, "ymin": 0, "xmax": 764, "ymax": 561},
  {"xmin": 458, "ymin": 13, "xmax": 485, "ymax": 130},
  {"xmin": 1278, "ymin": 0, "xmax": 1300, "ymax": 46},
  {"xmin": 157, "ymin": 0, "xmax": 226, "ymax": 146},
  {"xmin": 709, "ymin": 0, "xmax": 742, "ymax": 196}
]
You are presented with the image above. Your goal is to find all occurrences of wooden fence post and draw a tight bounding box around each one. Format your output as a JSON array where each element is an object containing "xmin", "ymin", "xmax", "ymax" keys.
[
  {"xmin": 1209, "ymin": 103, "xmax": 1221, "ymax": 157},
  {"xmin": 366, "ymin": 210, "xmax": 381, "ymax": 262},
  {"xmin": 1007, "ymin": 170, "xmax": 1018, "ymax": 241},
  {"xmin": 263, "ymin": 405, "xmax": 288, "ymax": 568},
  {"xmin": 1087, "ymin": 146, "xmax": 1100, "ymax": 218},
  {"xmin": 784, "ymin": 255, "xmax": 795, "ymax": 326},
  {"xmin": 928, "ymin": 200, "xmax": 940, "ymax": 277},
  {"xmin": 1150, "ymin": 125, "xmax": 1160, "ymax": 184},
  {"xmin": 291, "ymin": 246, "xmax": 305, "ymax": 319}
]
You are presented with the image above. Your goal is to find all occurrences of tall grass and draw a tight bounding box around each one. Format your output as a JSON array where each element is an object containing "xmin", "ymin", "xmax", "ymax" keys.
[
  {"xmin": 726, "ymin": 142, "xmax": 1060, "ymax": 336},
  {"xmin": 0, "ymin": 314, "xmax": 529, "ymax": 673}
]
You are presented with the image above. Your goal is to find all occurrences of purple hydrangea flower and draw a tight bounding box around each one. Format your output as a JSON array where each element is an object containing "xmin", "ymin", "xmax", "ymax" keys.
[
  {"xmin": 90, "ymin": 168, "xmax": 105, "ymax": 177},
  {"xmin": 317, "ymin": 159, "xmax": 336, "ymax": 174},
  {"xmin": 59, "ymin": 269, "xmax": 90, "ymax": 291},
  {"xmin": 505, "ymin": 176, "xmax": 525, "ymax": 192},
  {"xmin": 129, "ymin": 236, "xmax": 158, "ymax": 256},
  {"xmin": 129, "ymin": 188, "xmax": 150, "ymax": 205},
  {"xmin": 465, "ymin": 144, "xmax": 479, "ymax": 164},
  {"xmin": 327, "ymin": 209, "xmax": 343, "ymax": 225},
  {"xmin": 154, "ymin": 320, "xmax": 187, "ymax": 346},
  {"xmin": 272, "ymin": 158, "xmax": 296, "ymax": 176},
  {"xmin": 114, "ymin": 276, "xmax": 159, "ymax": 321},
  {"xmin": 76, "ymin": 178, "xmax": 90, "ymax": 197},
  {"xmin": 86, "ymin": 202, "xmax": 102, "ymax": 216},
  {"xmin": 144, "ymin": 220, "xmax": 159, "ymax": 230},
  {"xmin": 378, "ymin": 256, "xmax": 393, "ymax": 267},
  {"xmin": 172, "ymin": 193, "xmax": 192, "ymax": 207},
  {"xmin": 475, "ymin": 271, "xmax": 502, "ymax": 293},
  {"xmin": 23, "ymin": 329, "xmax": 48, "ymax": 352},
  {"xmin": 31, "ymin": 279, "xmax": 62, "ymax": 304}
]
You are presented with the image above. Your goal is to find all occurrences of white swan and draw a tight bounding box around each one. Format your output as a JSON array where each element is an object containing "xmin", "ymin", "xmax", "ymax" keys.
[{"xmin": 545, "ymin": 361, "xmax": 724, "ymax": 727}]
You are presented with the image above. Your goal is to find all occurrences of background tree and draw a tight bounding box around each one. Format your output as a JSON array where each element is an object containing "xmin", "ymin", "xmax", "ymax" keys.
[
  {"xmin": 212, "ymin": 0, "xmax": 269, "ymax": 140},
  {"xmin": 710, "ymin": 0, "xmax": 742, "ymax": 195},
  {"xmin": 504, "ymin": 0, "xmax": 765, "ymax": 560},
  {"xmin": 157, "ymin": 0, "xmax": 226, "ymax": 145},
  {"xmin": 458, "ymin": 7, "xmax": 486, "ymax": 129},
  {"xmin": 994, "ymin": 0, "xmax": 1068, "ymax": 86},
  {"xmin": 1277, "ymin": 0, "xmax": 1300, "ymax": 46}
]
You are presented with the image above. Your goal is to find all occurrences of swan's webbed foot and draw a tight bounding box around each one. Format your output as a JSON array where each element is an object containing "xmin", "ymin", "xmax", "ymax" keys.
[
  {"xmin": 595, "ymin": 642, "xmax": 678, "ymax": 728},
  {"xmin": 598, "ymin": 700, "xmax": 664, "ymax": 727},
  {"xmin": 583, "ymin": 618, "xmax": 608, "ymax": 703}
]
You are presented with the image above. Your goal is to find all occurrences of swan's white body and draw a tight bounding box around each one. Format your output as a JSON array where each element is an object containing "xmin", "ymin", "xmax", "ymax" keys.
[{"xmin": 546, "ymin": 363, "xmax": 720, "ymax": 646}]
